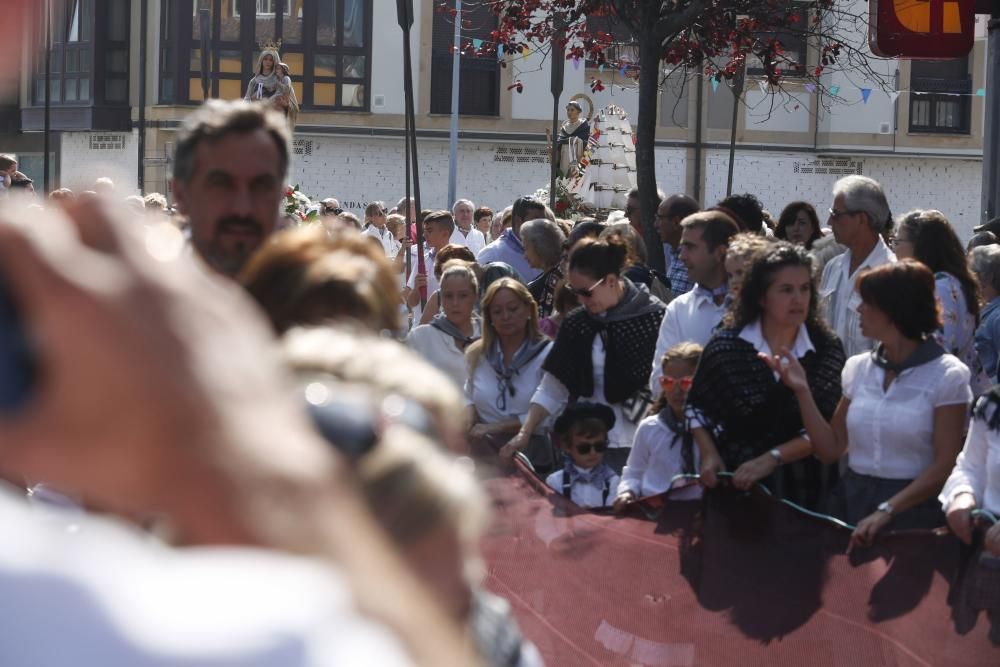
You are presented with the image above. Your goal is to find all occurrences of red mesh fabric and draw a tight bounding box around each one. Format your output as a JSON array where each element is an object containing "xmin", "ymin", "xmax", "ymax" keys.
[{"xmin": 481, "ymin": 464, "xmax": 1000, "ymax": 666}]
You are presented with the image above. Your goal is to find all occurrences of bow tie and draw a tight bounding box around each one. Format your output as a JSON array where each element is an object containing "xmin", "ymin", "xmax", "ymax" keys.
[
  {"xmin": 695, "ymin": 283, "xmax": 729, "ymax": 300},
  {"xmin": 567, "ymin": 463, "xmax": 613, "ymax": 486}
]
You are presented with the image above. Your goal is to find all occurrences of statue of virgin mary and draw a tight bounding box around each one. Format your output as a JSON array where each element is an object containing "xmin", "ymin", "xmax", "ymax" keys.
[
  {"xmin": 547, "ymin": 100, "xmax": 591, "ymax": 178},
  {"xmin": 245, "ymin": 44, "xmax": 298, "ymax": 129}
]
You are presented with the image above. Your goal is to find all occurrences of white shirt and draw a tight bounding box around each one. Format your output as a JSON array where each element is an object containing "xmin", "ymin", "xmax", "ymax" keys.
[
  {"xmin": 406, "ymin": 247, "xmax": 439, "ymax": 324},
  {"xmin": 531, "ymin": 336, "xmax": 636, "ymax": 448},
  {"xmin": 843, "ymin": 352, "xmax": 972, "ymax": 480},
  {"xmin": 449, "ymin": 226, "xmax": 487, "ymax": 256},
  {"xmin": 940, "ymin": 399, "xmax": 1000, "ymax": 515},
  {"xmin": 649, "ymin": 285, "xmax": 727, "ymax": 395},
  {"xmin": 406, "ymin": 321, "xmax": 479, "ymax": 389},
  {"xmin": 0, "ymin": 486, "xmax": 411, "ymax": 667},
  {"xmin": 363, "ymin": 224, "xmax": 398, "ymax": 257},
  {"xmin": 738, "ymin": 319, "xmax": 815, "ymax": 380},
  {"xmin": 618, "ymin": 414, "xmax": 702, "ymax": 500},
  {"xmin": 465, "ymin": 340, "xmax": 553, "ymax": 431},
  {"xmin": 819, "ymin": 237, "xmax": 896, "ymax": 358},
  {"xmin": 545, "ymin": 465, "xmax": 620, "ymax": 508}
]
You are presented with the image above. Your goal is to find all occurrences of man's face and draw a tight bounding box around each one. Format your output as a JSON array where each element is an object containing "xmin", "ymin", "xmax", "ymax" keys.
[
  {"xmin": 626, "ymin": 195, "xmax": 641, "ymax": 227},
  {"xmin": 423, "ymin": 221, "xmax": 451, "ymax": 250},
  {"xmin": 454, "ymin": 203, "xmax": 474, "ymax": 230},
  {"xmin": 679, "ymin": 226, "xmax": 723, "ymax": 286},
  {"xmin": 655, "ymin": 199, "xmax": 683, "ymax": 246},
  {"xmin": 828, "ymin": 193, "xmax": 865, "ymax": 247},
  {"xmin": 172, "ymin": 128, "xmax": 283, "ymax": 277}
]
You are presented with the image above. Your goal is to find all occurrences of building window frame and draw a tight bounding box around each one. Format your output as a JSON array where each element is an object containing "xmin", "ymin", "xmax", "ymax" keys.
[
  {"xmin": 166, "ymin": 0, "xmax": 371, "ymax": 112},
  {"xmin": 429, "ymin": 0, "xmax": 500, "ymax": 117},
  {"xmin": 908, "ymin": 57, "xmax": 972, "ymax": 135}
]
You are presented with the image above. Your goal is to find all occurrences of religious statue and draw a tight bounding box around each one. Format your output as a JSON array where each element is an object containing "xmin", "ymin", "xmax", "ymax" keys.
[
  {"xmin": 546, "ymin": 99, "xmax": 591, "ymax": 178},
  {"xmin": 244, "ymin": 41, "xmax": 299, "ymax": 129}
]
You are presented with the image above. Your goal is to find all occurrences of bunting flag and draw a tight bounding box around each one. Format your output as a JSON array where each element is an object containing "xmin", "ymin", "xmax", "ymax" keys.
[
  {"xmin": 758, "ymin": 80, "xmax": 769, "ymax": 96},
  {"xmin": 978, "ymin": 88, "xmax": 987, "ymax": 97},
  {"xmin": 711, "ymin": 78, "xmax": 720, "ymax": 92},
  {"xmin": 599, "ymin": 64, "xmax": 605, "ymax": 72},
  {"xmin": 521, "ymin": 45, "xmax": 531, "ymax": 56},
  {"xmin": 497, "ymin": 44, "xmax": 503, "ymax": 58},
  {"xmin": 830, "ymin": 84, "xmax": 841, "ymax": 97},
  {"xmin": 472, "ymin": 38, "xmax": 483, "ymax": 49},
  {"xmin": 860, "ymin": 88, "xmax": 872, "ymax": 104},
  {"xmin": 804, "ymin": 83, "xmax": 816, "ymax": 93},
  {"xmin": 888, "ymin": 91, "xmax": 900, "ymax": 104}
]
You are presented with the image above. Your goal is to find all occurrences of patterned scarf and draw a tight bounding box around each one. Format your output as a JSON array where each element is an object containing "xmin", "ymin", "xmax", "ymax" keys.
[
  {"xmin": 694, "ymin": 282, "xmax": 729, "ymax": 301},
  {"xmin": 430, "ymin": 314, "xmax": 480, "ymax": 350},
  {"xmin": 537, "ymin": 266, "xmax": 564, "ymax": 319},
  {"xmin": 486, "ymin": 337, "xmax": 550, "ymax": 411},
  {"xmin": 657, "ymin": 408, "xmax": 696, "ymax": 475}
]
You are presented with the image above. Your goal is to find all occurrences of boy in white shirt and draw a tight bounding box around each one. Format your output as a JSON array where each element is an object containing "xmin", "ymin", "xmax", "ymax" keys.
[{"xmin": 545, "ymin": 402, "xmax": 620, "ymax": 509}]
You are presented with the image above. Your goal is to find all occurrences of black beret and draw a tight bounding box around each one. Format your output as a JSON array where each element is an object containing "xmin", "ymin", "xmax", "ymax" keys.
[{"xmin": 552, "ymin": 401, "xmax": 616, "ymax": 436}]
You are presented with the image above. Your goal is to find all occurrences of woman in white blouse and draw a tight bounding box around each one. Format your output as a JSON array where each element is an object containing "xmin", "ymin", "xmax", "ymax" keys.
[
  {"xmin": 768, "ymin": 260, "xmax": 972, "ymax": 548},
  {"xmin": 406, "ymin": 263, "xmax": 480, "ymax": 388},
  {"xmin": 893, "ymin": 210, "xmax": 990, "ymax": 395},
  {"xmin": 941, "ymin": 392, "xmax": 1000, "ymax": 555},
  {"xmin": 465, "ymin": 278, "xmax": 554, "ymax": 471}
]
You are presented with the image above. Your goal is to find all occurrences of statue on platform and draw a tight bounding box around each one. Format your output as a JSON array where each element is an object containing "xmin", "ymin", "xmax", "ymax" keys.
[
  {"xmin": 546, "ymin": 98, "xmax": 592, "ymax": 178},
  {"xmin": 245, "ymin": 41, "xmax": 298, "ymax": 129}
]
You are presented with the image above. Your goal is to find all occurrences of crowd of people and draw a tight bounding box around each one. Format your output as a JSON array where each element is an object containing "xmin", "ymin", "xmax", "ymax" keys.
[{"xmin": 1, "ymin": 98, "xmax": 999, "ymax": 664}]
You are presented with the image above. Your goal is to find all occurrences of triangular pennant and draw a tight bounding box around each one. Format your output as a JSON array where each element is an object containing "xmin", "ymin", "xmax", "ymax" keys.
[
  {"xmin": 711, "ymin": 78, "xmax": 719, "ymax": 93},
  {"xmin": 758, "ymin": 80, "xmax": 769, "ymax": 96},
  {"xmin": 804, "ymin": 83, "xmax": 816, "ymax": 93},
  {"xmin": 860, "ymin": 88, "xmax": 872, "ymax": 104},
  {"xmin": 599, "ymin": 64, "xmax": 605, "ymax": 72},
  {"xmin": 472, "ymin": 38, "xmax": 483, "ymax": 49},
  {"xmin": 497, "ymin": 44, "xmax": 504, "ymax": 58},
  {"xmin": 521, "ymin": 46, "xmax": 531, "ymax": 56},
  {"xmin": 888, "ymin": 91, "xmax": 900, "ymax": 104},
  {"xmin": 830, "ymin": 84, "xmax": 841, "ymax": 97},
  {"xmin": 977, "ymin": 87, "xmax": 987, "ymax": 97}
]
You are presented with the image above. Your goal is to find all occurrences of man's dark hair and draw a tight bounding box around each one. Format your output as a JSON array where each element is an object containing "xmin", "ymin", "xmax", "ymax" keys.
[
  {"xmin": 423, "ymin": 210, "xmax": 456, "ymax": 236},
  {"xmin": 663, "ymin": 194, "xmax": 700, "ymax": 221},
  {"xmin": 512, "ymin": 195, "xmax": 546, "ymax": 223},
  {"xmin": 173, "ymin": 99, "xmax": 290, "ymax": 184},
  {"xmin": 681, "ymin": 210, "xmax": 740, "ymax": 252},
  {"xmin": 717, "ymin": 193, "xmax": 765, "ymax": 232}
]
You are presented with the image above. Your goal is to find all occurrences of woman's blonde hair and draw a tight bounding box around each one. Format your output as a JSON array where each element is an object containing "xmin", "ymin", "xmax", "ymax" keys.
[
  {"xmin": 439, "ymin": 261, "xmax": 479, "ymax": 294},
  {"xmin": 466, "ymin": 278, "xmax": 543, "ymax": 372},
  {"xmin": 726, "ymin": 232, "xmax": 772, "ymax": 263}
]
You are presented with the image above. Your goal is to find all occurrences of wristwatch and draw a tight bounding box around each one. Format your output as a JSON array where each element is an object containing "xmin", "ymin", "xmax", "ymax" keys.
[
  {"xmin": 876, "ymin": 501, "xmax": 894, "ymax": 516},
  {"xmin": 768, "ymin": 448, "xmax": 784, "ymax": 466}
]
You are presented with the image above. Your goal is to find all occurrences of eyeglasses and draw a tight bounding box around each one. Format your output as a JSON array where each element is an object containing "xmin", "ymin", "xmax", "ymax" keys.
[
  {"xmin": 574, "ymin": 442, "xmax": 608, "ymax": 455},
  {"xmin": 569, "ymin": 276, "xmax": 606, "ymax": 298},
  {"xmin": 828, "ymin": 208, "xmax": 853, "ymax": 219},
  {"xmin": 660, "ymin": 375, "xmax": 694, "ymax": 391}
]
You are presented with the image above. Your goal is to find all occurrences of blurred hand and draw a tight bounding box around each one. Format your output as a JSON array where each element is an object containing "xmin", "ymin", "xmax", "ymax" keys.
[
  {"xmin": 732, "ymin": 454, "xmax": 778, "ymax": 491},
  {"xmin": 499, "ymin": 431, "xmax": 529, "ymax": 464},
  {"xmin": 414, "ymin": 273, "xmax": 427, "ymax": 290},
  {"xmin": 760, "ymin": 348, "xmax": 810, "ymax": 395},
  {"xmin": 468, "ymin": 423, "xmax": 494, "ymax": 440},
  {"xmin": 849, "ymin": 510, "xmax": 893, "ymax": 551},
  {"xmin": 612, "ymin": 491, "xmax": 635, "ymax": 513},
  {"xmin": 699, "ymin": 451, "xmax": 725, "ymax": 489},
  {"xmin": 945, "ymin": 492, "xmax": 978, "ymax": 545}
]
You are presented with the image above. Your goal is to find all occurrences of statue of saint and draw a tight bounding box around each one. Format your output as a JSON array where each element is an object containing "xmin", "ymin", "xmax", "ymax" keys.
[
  {"xmin": 546, "ymin": 100, "xmax": 591, "ymax": 178},
  {"xmin": 244, "ymin": 44, "xmax": 298, "ymax": 129}
]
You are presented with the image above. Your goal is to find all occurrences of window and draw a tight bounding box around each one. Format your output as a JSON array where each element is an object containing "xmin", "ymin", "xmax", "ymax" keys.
[
  {"xmin": 165, "ymin": 0, "xmax": 369, "ymax": 110},
  {"xmin": 583, "ymin": 12, "xmax": 636, "ymax": 69},
  {"xmin": 430, "ymin": 1, "xmax": 499, "ymax": 116},
  {"xmin": 33, "ymin": 0, "xmax": 95, "ymax": 105},
  {"xmin": 909, "ymin": 57, "xmax": 972, "ymax": 134},
  {"xmin": 747, "ymin": 5, "xmax": 809, "ymax": 77}
]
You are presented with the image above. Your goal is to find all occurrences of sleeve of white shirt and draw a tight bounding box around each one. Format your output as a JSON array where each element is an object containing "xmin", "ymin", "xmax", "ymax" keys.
[
  {"xmin": 531, "ymin": 371, "xmax": 571, "ymax": 419},
  {"xmin": 604, "ymin": 475, "xmax": 621, "ymax": 507},
  {"xmin": 840, "ymin": 354, "xmax": 864, "ymax": 401},
  {"xmin": 545, "ymin": 470, "xmax": 564, "ymax": 494},
  {"xmin": 935, "ymin": 359, "xmax": 973, "ymax": 408},
  {"xmin": 649, "ymin": 302, "xmax": 681, "ymax": 396},
  {"xmin": 619, "ymin": 420, "xmax": 654, "ymax": 496},
  {"xmin": 940, "ymin": 405, "xmax": 991, "ymax": 509}
]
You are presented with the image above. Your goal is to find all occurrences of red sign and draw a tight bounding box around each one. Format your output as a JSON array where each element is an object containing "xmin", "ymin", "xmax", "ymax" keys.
[{"xmin": 870, "ymin": 0, "xmax": 976, "ymax": 59}]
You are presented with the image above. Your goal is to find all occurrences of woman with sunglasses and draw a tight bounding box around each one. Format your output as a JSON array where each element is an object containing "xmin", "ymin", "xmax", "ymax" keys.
[
  {"xmin": 688, "ymin": 242, "xmax": 846, "ymax": 509},
  {"xmin": 500, "ymin": 237, "xmax": 667, "ymax": 471},
  {"xmin": 465, "ymin": 278, "xmax": 555, "ymax": 472}
]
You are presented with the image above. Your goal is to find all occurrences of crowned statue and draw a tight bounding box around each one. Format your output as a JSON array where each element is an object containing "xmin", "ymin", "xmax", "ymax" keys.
[{"xmin": 245, "ymin": 40, "xmax": 299, "ymax": 129}]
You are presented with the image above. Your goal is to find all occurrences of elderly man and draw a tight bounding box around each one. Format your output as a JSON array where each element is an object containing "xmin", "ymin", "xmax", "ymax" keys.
[
  {"xmin": 477, "ymin": 195, "xmax": 548, "ymax": 281},
  {"xmin": 172, "ymin": 99, "xmax": 290, "ymax": 277},
  {"xmin": 818, "ymin": 175, "xmax": 896, "ymax": 357},
  {"xmin": 449, "ymin": 199, "xmax": 487, "ymax": 255},
  {"xmin": 971, "ymin": 244, "xmax": 1000, "ymax": 383}
]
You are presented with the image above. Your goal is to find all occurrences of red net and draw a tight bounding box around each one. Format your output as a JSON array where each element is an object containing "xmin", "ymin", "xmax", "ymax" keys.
[{"xmin": 481, "ymin": 464, "xmax": 1000, "ymax": 666}]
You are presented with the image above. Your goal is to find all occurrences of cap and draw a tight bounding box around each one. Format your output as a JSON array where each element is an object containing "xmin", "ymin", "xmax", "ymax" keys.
[{"xmin": 553, "ymin": 401, "xmax": 616, "ymax": 437}]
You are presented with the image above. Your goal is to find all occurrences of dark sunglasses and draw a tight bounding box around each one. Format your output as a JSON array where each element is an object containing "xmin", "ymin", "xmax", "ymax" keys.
[
  {"xmin": 574, "ymin": 442, "xmax": 608, "ymax": 455},
  {"xmin": 569, "ymin": 276, "xmax": 606, "ymax": 299}
]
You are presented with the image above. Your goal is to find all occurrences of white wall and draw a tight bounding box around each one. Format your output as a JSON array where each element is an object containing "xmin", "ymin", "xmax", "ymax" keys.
[
  {"xmin": 60, "ymin": 131, "xmax": 140, "ymax": 194},
  {"xmin": 370, "ymin": 0, "xmax": 419, "ymax": 116}
]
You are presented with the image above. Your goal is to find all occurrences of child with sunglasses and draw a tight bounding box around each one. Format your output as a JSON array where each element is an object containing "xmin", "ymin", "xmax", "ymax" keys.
[
  {"xmin": 614, "ymin": 343, "xmax": 703, "ymax": 512},
  {"xmin": 545, "ymin": 402, "xmax": 620, "ymax": 509}
]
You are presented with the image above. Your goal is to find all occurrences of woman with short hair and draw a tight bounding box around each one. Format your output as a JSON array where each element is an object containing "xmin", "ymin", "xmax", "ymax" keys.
[
  {"xmin": 465, "ymin": 278, "xmax": 555, "ymax": 472},
  {"xmin": 772, "ymin": 260, "xmax": 972, "ymax": 546},
  {"xmin": 521, "ymin": 218, "xmax": 567, "ymax": 320}
]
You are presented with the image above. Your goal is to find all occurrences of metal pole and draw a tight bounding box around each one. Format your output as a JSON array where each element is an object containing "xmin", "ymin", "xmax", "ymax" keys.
[
  {"xmin": 199, "ymin": 9, "xmax": 210, "ymax": 101},
  {"xmin": 137, "ymin": 0, "xmax": 148, "ymax": 194},
  {"xmin": 447, "ymin": 0, "xmax": 461, "ymax": 207},
  {"xmin": 43, "ymin": 0, "xmax": 51, "ymax": 194},
  {"xmin": 397, "ymin": 0, "xmax": 424, "ymax": 307},
  {"xmin": 981, "ymin": 2, "xmax": 1000, "ymax": 223},
  {"xmin": 726, "ymin": 63, "xmax": 745, "ymax": 198},
  {"xmin": 549, "ymin": 16, "xmax": 566, "ymax": 209},
  {"xmin": 404, "ymin": 86, "xmax": 412, "ymax": 283},
  {"xmin": 693, "ymin": 75, "xmax": 704, "ymax": 203}
]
